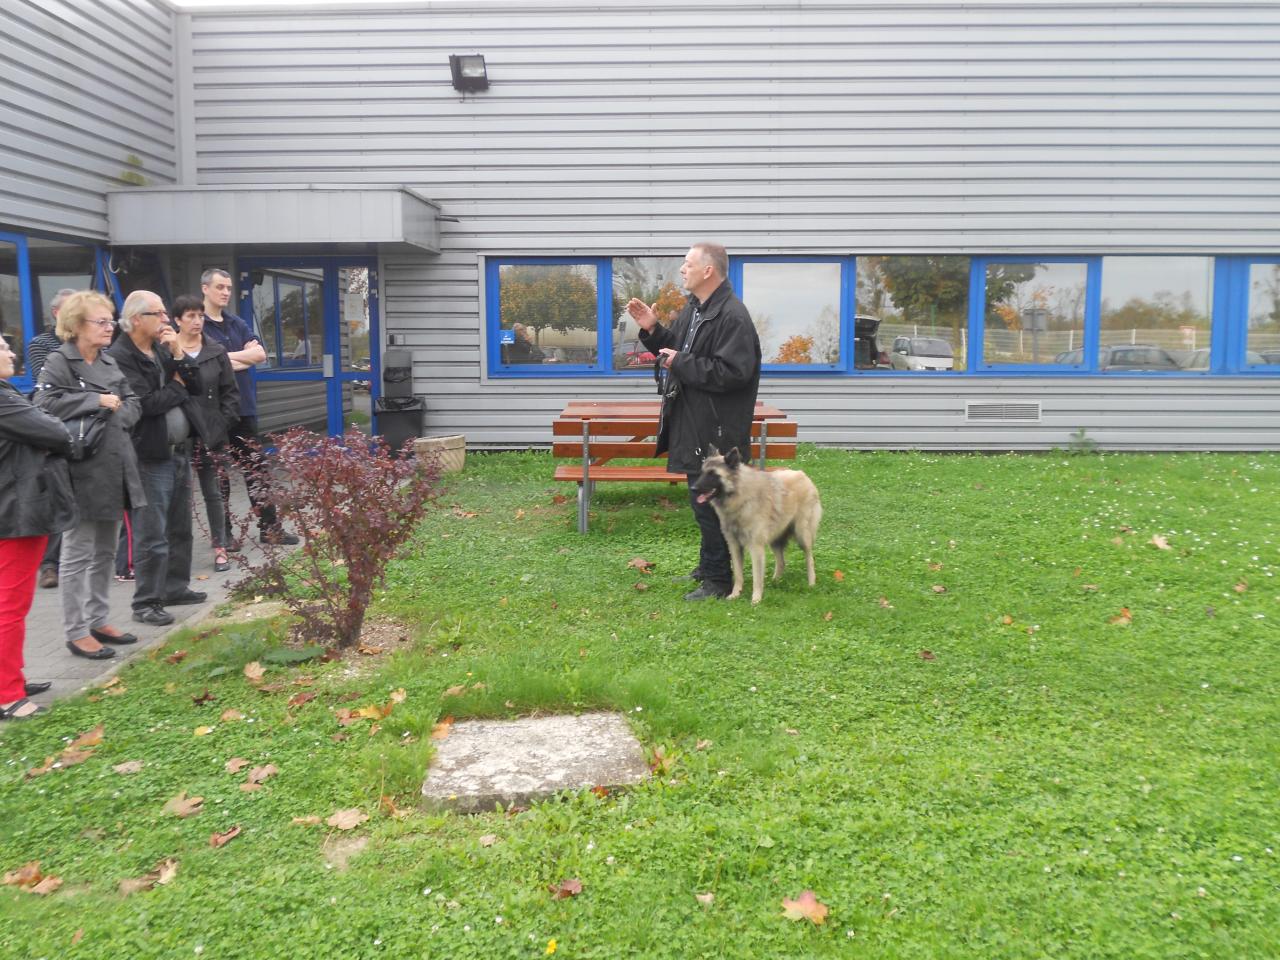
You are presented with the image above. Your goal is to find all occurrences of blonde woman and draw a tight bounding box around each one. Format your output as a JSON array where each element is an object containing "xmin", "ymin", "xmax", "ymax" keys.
[{"xmin": 34, "ymin": 291, "xmax": 144, "ymax": 660}]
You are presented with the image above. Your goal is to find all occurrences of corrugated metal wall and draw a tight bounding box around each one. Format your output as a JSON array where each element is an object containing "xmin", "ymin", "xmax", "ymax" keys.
[
  {"xmin": 183, "ymin": 1, "xmax": 1280, "ymax": 449},
  {"xmin": 0, "ymin": 0, "xmax": 177, "ymax": 240}
]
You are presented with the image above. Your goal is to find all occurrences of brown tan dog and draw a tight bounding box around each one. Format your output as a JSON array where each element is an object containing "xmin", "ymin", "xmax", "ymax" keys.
[{"xmin": 692, "ymin": 446, "xmax": 822, "ymax": 604}]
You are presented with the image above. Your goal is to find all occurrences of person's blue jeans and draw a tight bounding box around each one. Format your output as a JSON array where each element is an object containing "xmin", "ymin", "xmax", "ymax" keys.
[
  {"xmin": 686, "ymin": 473, "xmax": 731, "ymax": 586},
  {"xmin": 132, "ymin": 445, "xmax": 194, "ymax": 610}
]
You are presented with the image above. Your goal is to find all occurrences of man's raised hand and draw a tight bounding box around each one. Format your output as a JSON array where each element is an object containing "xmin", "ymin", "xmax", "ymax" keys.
[{"xmin": 626, "ymin": 298, "xmax": 658, "ymax": 331}]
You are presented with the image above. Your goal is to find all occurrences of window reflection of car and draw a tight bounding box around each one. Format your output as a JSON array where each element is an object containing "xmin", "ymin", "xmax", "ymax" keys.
[
  {"xmin": 1183, "ymin": 348, "xmax": 1267, "ymax": 370},
  {"xmin": 614, "ymin": 339, "xmax": 656, "ymax": 368},
  {"xmin": 542, "ymin": 347, "xmax": 569, "ymax": 363},
  {"xmin": 1055, "ymin": 345, "xmax": 1182, "ymax": 370},
  {"xmin": 890, "ymin": 336, "xmax": 954, "ymax": 371},
  {"xmin": 351, "ymin": 356, "xmax": 372, "ymax": 391},
  {"xmin": 854, "ymin": 315, "xmax": 889, "ymax": 369}
]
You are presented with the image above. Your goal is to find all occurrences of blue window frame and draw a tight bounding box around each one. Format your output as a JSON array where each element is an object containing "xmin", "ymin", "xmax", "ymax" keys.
[
  {"xmin": 0, "ymin": 230, "xmax": 105, "ymax": 390},
  {"xmin": 486, "ymin": 258, "xmax": 612, "ymax": 376},
  {"xmin": 482, "ymin": 253, "xmax": 1277, "ymax": 379}
]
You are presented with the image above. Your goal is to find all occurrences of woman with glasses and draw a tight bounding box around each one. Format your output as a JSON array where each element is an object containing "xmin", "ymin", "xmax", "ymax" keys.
[{"xmin": 34, "ymin": 291, "xmax": 144, "ymax": 660}]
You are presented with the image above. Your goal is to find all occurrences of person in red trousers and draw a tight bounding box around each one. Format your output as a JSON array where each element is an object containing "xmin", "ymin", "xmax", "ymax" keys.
[{"xmin": 0, "ymin": 333, "xmax": 78, "ymax": 719}]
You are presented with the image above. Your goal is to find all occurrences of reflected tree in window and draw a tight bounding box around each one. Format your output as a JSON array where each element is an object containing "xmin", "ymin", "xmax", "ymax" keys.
[{"xmin": 499, "ymin": 264, "xmax": 598, "ymax": 363}]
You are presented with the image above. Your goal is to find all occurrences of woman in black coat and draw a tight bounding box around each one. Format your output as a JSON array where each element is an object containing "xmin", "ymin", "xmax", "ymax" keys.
[
  {"xmin": 34, "ymin": 291, "xmax": 144, "ymax": 661},
  {"xmin": 0, "ymin": 333, "xmax": 77, "ymax": 719},
  {"xmin": 171, "ymin": 294, "xmax": 240, "ymax": 572}
]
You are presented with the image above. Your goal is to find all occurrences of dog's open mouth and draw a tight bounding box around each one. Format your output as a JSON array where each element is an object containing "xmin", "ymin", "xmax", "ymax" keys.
[{"xmin": 695, "ymin": 490, "xmax": 717, "ymax": 504}]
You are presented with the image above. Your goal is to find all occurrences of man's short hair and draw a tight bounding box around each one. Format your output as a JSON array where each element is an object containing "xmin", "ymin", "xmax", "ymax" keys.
[
  {"xmin": 118, "ymin": 289, "xmax": 159, "ymax": 333},
  {"xmin": 55, "ymin": 291, "xmax": 115, "ymax": 342},
  {"xmin": 172, "ymin": 294, "xmax": 205, "ymax": 319},
  {"xmin": 201, "ymin": 267, "xmax": 232, "ymax": 287},
  {"xmin": 49, "ymin": 287, "xmax": 77, "ymax": 319},
  {"xmin": 690, "ymin": 243, "xmax": 728, "ymax": 280}
]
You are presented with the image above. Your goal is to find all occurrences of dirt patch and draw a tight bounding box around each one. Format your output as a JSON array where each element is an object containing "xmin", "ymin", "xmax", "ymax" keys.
[{"xmin": 322, "ymin": 835, "xmax": 369, "ymax": 871}]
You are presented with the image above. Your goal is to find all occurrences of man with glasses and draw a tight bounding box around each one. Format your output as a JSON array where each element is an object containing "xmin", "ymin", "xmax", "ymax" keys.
[
  {"xmin": 626, "ymin": 243, "xmax": 761, "ymax": 601},
  {"xmin": 200, "ymin": 268, "xmax": 297, "ymax": 547},
  {"xmin": 107, "ymin": 291, "xmax": 206, "ymax": 626},
  {"xmin": 26, "ymin": 288, "xmax": 78, "ymax": 588}
]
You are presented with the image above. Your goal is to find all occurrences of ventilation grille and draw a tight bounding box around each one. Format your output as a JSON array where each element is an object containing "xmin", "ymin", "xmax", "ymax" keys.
[{"xmin": 965, "ymin": 401, "xmax": 1042, "ymax": 423}]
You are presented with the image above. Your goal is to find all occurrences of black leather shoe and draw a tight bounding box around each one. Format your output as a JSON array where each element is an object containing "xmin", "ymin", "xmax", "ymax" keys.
[
  {"xmin": 24, "ymin": 681, "xmax": 52, "ymax": 695},
  {"xmin": 164, "ymin": 589, "xmax": 207, "ymax": 606},
  {"xmin": 90, "ymin": 627, "xmax": 137, "ymax": 645},
  {"xmin": 132, "ymin": 605, "xmax": 175, "ymax": 626},
  {"xmin": 67, "ymin": 640, "xmax": 115, "ymax": 660},
  {"xmin": 260, "ymin": 529, "xmax": 300, "ymax": 546},
  {"xmin": 684, "ymin": 582, "xmax": 732, "ymax": 601}
]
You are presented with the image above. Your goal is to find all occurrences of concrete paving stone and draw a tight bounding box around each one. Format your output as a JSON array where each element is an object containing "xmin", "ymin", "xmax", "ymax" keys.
[{"xmin": 421, "ymin": 712, "xmax": 650, "ymax": 814}]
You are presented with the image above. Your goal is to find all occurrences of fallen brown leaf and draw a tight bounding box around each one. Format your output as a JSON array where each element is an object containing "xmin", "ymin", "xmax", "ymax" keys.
[
  {"xmin": 931, "ymin": 584, "xmax": 948, "ymax": 594},
  {"xmin": 627, "ymin": 557, "xmax": 654, "ymax": 574},
  {"xmin": 29, "ymin": 875, "xmax": 63, "ymax": 895},
  {"xmin": 162, "ymin": 792, "xmax": 204, "ymax": 818},
  {"xmin": 165, "ymin": 650, "xmax": 188, "ymax": 664},
  {"xmin": 291, "ymin": 815, "xmax": 322, "ymax": 826},
  {"xmin": 245, "ymin": 764, "xmax": 278, "ymax": 785},
  {"xmin": 782, "ymin": 889, "xmax": 829, "ymax": 924},
  {"xmin": 442, "ymin": 684, "xmax": 466, "ymax": 697},
  {"xmin": 634, "ymin": 581, "xmax": 650, "ymax": 591},
  {"xmin": 58, "ymin": 747, "xmax": 95, "ymax": 767},
  {"xmin": 878, "ymin": 596, "xmax": 894, "ymax": 609},
  {"xmin": 430, "ymin": 716, "xmax": 455, "ymax": 740},
  {"xmin": 833, "ymin": 569, "xmax": 845, "ymax": 582},
  {"xmin": 822, "ymin": 611, "xmax": 833, "ymax": 621},
  {"xmin": 24, "ymin": 756, "xmax": 56, "ymax": 779},
  {"xmin": 478, "ymin": 833, "xmax": 499, "ymax": 847},
  {"xmin": 695, "ymin": 892, "xmax": 715, "ymax": 906},
  {"xmin": 379, "ymin": 795, "xmax": 412, "ymax": 820},
  {"xmin": 118, "ymin": 858, "xmax": 178, "ymax": 896},
  {"xmin": 243, "ymin": 661, "xmax": 265, "ymax": 683},
  {"xmin": 1150, "ymin": 534, "xmax": 1171, "ymax": 550},
  {"xmin": 357, "ymin": 644, "xmax": 385, "ymax": 656},
  {"xmin": 1234, "ymin": 580, "xmax": 1248, "ymax": 593},
  {"xmin": 113, "ymin": 760, "xmax": 144, "ymax": 775},
  {"xmin": 389, "ymin": 688, "xmax": 407, "ymax": 703},
  {"xmin": 193, "ymin": 726, "xmax": 214, "ymax": 737},
  {"xmin": 549, "ymin": 878, "xmax": 583, "ymax": 899},
  {"xmin": 209, "ymin": 826, "xmax": 241, "ymax": 849},
  {"xmin": 287, "ymin": 691, "xmax": 316, "ymax": 708},
  {"xmin": 220, "ymin": 709, "xmax": 245, "ymax": 722},
  {"xmin": 70, "ymin": 724, "xmax": 105, "ymax": 748},
  {"xmin": 919, "ymin": 649, "xmax": 937, "ymax": 661},
  {"xmin": 695, "ymin": 739, "xmax": 712, "ymax": 751},
  {"xmin": 71, "ymin": 929, "xmax": 84, "ymax": 945},
  {"xmin": 224, "ymin": 757, "xmax": 250, "ymax": 774},
  {"xmin": 192, "ymin": 689, "xmax": 216, "ymax": 705},
  {"xmin": 3, "ymin": 861, "xmax": 42, "ymax": 887},
  {"xmin": 326, "ymin": 808, "xmax": 368, "ymax": 831},
  {"xmin": 1110, "ymin": 607, "xmax": 1133, "ymax": 626}
]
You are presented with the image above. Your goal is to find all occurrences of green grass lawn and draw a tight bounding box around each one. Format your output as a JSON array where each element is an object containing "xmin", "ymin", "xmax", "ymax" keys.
[{"xmin": 2, "ymin": 448, "xmax": 1278, "ymax": 959}]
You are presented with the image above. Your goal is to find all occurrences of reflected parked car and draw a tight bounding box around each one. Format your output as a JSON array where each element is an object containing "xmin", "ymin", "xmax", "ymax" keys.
[
  {"xmin": 889, "ymin": 336, "xmax": 954, "ymax": 371},
  {"xmin": 854, "ymin": 315, "xmax": 890, "ymax": 369},
  {"xmin": 1183, "ymin": 348, "xmax": 1267, "ymax": 370},
  {"xmin": 1054, "ymin": 345, "xmax": 1182, "ymax": 370}
]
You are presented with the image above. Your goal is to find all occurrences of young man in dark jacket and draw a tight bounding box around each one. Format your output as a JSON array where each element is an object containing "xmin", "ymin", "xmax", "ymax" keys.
[
  {"xmin": 107, "ymin": 290, "xmax": 207, "ymax": 626},
  {"xmin": 627, "ymin": 243, "xmax": 762, "ymax": 600}
]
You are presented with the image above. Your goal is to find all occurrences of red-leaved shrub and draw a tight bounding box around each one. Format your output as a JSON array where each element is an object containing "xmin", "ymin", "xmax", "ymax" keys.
[{"xmin": 231, "ymin": 428, "xmax": 441, "ymax": 648}]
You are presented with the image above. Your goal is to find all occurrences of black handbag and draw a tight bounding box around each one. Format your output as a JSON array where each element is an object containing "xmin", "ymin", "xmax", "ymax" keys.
[{"xmin": 64, "ymin": 409, "xmax": 110, "ymax": 462}]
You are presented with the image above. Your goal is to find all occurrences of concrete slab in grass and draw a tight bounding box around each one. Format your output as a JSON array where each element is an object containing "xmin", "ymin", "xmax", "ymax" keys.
[{"xmin": 422, "ymin": 712, "xmax": 649, "ymax": 813}]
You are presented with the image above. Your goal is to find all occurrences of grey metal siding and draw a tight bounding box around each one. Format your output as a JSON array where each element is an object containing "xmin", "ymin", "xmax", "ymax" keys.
[
  {"xmin": 185, "ymin": 1, "xmax": 1280, "ymax": 450},
  {"xmin": 0, "ymin": 0, "xmax": 177, "ymax": 239}
]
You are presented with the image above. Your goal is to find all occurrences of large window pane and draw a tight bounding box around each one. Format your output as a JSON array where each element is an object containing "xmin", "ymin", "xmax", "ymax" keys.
[
  {"xmin": 983, "ymin": 262, "xmax": 1086, "ymax": 367},
  {"xmin": 0, "ymin": 241, "xmax": 22, "ymax": 375},
  {"xmin": 28, "ymin": 238, "xmax": 94, "ymax": 374},
  {"xmin": 612, "ymin": 256, "xmax": 682, "ymax": 370},
  {"xmin": 858, "ymin": 256, "xmax": 970, "ymax": 371},
  {"xmin": 742, "ymin": 261, "xmax": 841, "ymax": 366},
  {"xmin": 497, "ymin": 264, "xmax": 597, "ymax": 366},
  {"xmin": 106, "ymin": 248, "xmax": 167, "ymax": 304},
  {"xmin": 1101, "ymin": 257, "xmax": 1211, "ymax": 371},
  {"xmin": 252, "ymin": 276, "xmax": 278, "ymax": 368},
  {"xmin": 305, "ymin": 279, "xmax": 324, "ymax": 366},
  {"xmin": 1247, "ymin": 263, "xmax": 1280, "ymax": 366}
]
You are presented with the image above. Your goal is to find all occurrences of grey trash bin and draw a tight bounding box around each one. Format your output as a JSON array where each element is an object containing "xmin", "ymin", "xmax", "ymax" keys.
[{"xmin": 375, "ymin": 349, "xmax": 423, "ymax": 454}]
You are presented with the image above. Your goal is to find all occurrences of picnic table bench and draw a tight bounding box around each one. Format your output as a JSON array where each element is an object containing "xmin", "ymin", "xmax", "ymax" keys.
[{"xmin": 553, "ymin": 400, "xmax": 797, "ymax": 533}]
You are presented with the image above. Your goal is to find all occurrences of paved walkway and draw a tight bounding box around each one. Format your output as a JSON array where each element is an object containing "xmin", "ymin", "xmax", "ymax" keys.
[{"xmin": 22, "ymin": 477, "xmax": 271, "ymax": 708}]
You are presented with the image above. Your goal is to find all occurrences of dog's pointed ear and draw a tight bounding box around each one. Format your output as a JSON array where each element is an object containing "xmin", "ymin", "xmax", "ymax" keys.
[
  {"xmin": 725, "ymin": 446, "xmax": 742, "ymax": 468},
  {"xmin": 706, "ymin": 444, "xmax": 720, "ymax": 459}
]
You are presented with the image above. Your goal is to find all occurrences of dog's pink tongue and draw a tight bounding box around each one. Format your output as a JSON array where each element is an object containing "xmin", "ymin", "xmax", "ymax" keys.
[{"xmin": 695, "ymin": 492, "xmax": 711, "ymax": 504}]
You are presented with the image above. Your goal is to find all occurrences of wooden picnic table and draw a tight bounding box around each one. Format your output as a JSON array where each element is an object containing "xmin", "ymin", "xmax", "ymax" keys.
[{"xmin": 553, "ymin": 400, "xmax": 796, "ymax": 532}]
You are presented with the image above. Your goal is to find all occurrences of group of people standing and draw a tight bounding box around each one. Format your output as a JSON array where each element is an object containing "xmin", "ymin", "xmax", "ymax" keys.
[{"xmin": 0, "ymin": 269, "xmax": 293, "ymax": 720}]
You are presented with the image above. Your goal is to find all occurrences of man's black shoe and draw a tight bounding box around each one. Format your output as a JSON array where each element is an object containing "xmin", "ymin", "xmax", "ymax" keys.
[
  {"xmin": 671, "ymin": 567, "xmax": 704, "ymax": 584},
  {"xmin": 24, "ymin": 681, "xmax": 52, "ymax": 695},
  {"xmin": 164, "ymin": 589, "xmax": 207, "ymax": 606},
  {"xmin": 132, "ymin": 605, "xmax": 175, "ymax": 626},
  {"xmin": 683, "ymin": 581, "xmax": 731, "ymax": 601},
  {"xmin": 260, "ymin": 530, "xmax": 300, "ymax": 546}
]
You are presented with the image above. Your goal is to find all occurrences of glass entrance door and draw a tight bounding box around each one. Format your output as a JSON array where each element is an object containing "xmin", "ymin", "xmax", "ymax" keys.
[{"xmin": 238, "ymin": 257, "xmax": 379, "ymax": 437}]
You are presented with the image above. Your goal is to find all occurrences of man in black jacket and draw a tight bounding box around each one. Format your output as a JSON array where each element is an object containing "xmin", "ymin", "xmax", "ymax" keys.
[
  {"xmin": 627, "ymin": 243, "xmax": 761, "ymax": 600},
  {"xmin": 107, "ymin": 291, "xmax": 207, "ymax": 626}
]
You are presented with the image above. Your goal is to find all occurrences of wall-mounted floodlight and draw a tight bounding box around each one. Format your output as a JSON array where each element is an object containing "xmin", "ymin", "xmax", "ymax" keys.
[{"xmin": 449, "ymin": 54, "xmax": 489, "ymax": 92}]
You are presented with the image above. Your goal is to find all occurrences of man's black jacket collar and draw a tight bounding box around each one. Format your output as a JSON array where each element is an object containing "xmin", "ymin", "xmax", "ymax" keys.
[{"xmin": 690, "ymin": 280, "xmax": 736, "ymax": 322}]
